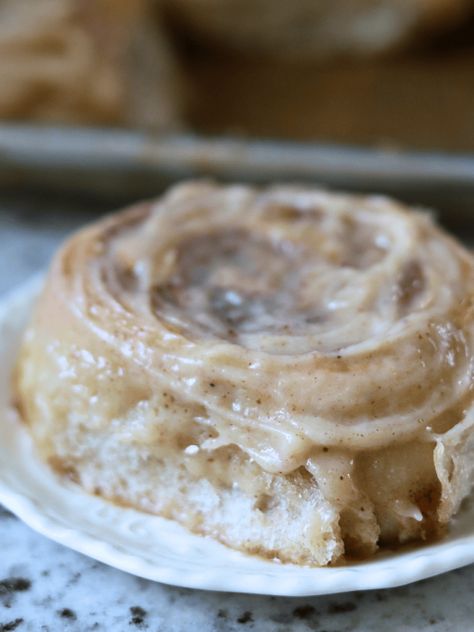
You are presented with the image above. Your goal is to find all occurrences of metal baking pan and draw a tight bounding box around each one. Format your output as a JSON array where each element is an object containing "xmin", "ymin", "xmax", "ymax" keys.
[{"xmin": 0, "ymin": 124, "xmax": 472, "ymax": 228}]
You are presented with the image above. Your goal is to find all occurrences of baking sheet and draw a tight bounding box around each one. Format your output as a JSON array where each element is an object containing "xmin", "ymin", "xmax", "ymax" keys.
[{"xmin": 0, "ymin": 124, "xmax": 473, "ymax": 227}]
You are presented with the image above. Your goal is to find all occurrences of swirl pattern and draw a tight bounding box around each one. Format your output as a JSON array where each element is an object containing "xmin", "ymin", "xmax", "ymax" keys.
[{"xmin": 15, "ymin": 182, "xmax": 474, "ymax": 565}]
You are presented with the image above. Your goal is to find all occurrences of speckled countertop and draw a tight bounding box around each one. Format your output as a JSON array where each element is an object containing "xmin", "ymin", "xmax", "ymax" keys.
[{"xmin": 1, "ymin": 196, "xmax": 474, "ymax": 632}]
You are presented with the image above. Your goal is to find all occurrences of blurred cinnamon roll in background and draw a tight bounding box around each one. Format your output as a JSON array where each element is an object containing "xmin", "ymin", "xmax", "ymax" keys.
[
  {"xmin": 0, "ymin": 0, "xmax": 182, "ymax": 127},
  {"xmin": 164, "ymin": 0, "xmax": 474, "ymax": 59}
]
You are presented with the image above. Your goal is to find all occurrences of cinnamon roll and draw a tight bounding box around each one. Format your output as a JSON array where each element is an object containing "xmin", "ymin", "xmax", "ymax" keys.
[
  {"xmin": 164, "ymin": 0, "xmax": 474, "ymax": 59},
  {"xmin": 15, "ymin": 182, "xmax": 474, "ymax": 566},
  {"xmin": 0, "ymin": 0, "xmax": 181, "ymax": 128}
]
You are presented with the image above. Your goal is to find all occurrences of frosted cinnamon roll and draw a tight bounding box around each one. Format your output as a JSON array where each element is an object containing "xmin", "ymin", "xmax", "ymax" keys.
[
  {"xmin": 0, "ymin": 0, "xmax": 182, "ymax": 128},
  {"xmin": 164, "ymin": 0, "xmax": 474, "ymax": 59},
  {"xmin": 15, "ymin": 182, "xmax": 474, "ymax": 566}
]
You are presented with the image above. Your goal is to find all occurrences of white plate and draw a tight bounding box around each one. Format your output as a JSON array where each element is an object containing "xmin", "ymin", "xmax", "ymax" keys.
[{"xmin": 1, "ymin": 278, "xmax": 474, "ymax": 596}]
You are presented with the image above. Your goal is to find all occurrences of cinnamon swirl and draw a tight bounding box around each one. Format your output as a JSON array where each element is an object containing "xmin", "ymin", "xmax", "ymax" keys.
[{"xmin": 15, "ymin": 182, "xmax": 474, "ymax": 566}]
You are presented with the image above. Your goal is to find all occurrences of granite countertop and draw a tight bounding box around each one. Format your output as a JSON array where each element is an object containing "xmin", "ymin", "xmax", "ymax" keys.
[{"xmin": 1, "ymin": 197, "xmax": 473, "ymax": 632}]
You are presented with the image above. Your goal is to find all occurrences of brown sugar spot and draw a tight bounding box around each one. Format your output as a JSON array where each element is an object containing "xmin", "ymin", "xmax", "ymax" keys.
[
  {"xmin": 48, "ymin": 456, "xmax": 79, "ymax": 483},
  {"xmin": 411, "ymin": 483, "xmax": 443, "ymax": 539},
  {"xmin": 268, "ymin": 204, "xmax": 311, "ymax": 222},
  {"xmin": 254, "ymin": 494, "xmax": 277, "ymax": 513},
  {"xmin": 397, "ymin": 260, "xmax": 425, "ymax": 313}
]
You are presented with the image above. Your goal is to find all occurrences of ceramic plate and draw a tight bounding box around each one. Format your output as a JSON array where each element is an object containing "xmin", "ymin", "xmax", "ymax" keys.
[{"xmin": 1, "ymin": 278, "xmax": 474, "ymax": 596}]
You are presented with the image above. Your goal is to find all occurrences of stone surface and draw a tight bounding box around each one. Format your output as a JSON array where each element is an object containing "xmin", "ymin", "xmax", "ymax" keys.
[{"xmin": 1, "ymin": 195, "xmax": 473, "ymax": 632}]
